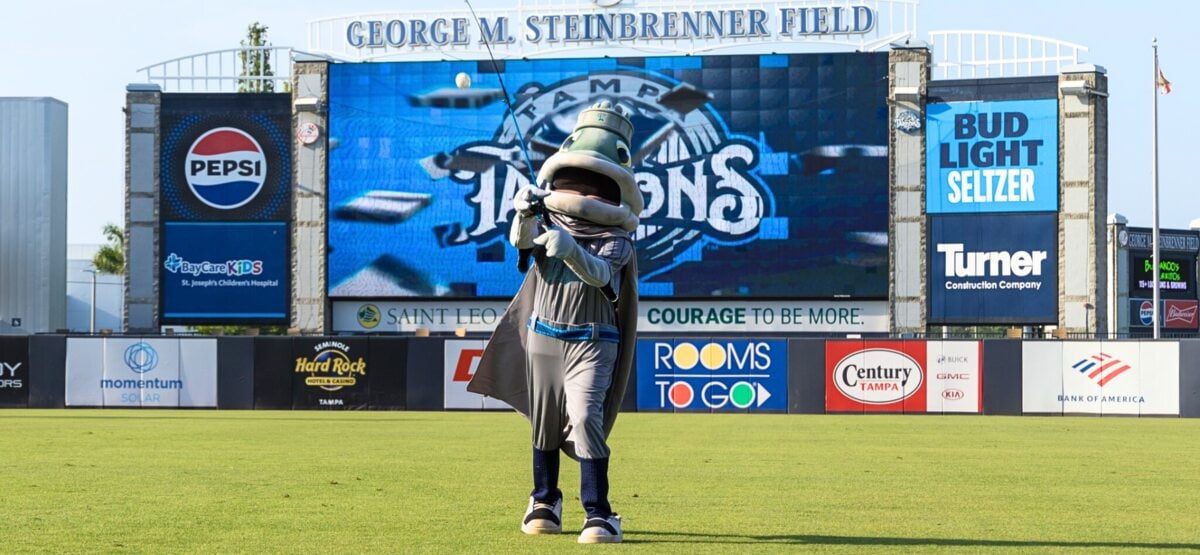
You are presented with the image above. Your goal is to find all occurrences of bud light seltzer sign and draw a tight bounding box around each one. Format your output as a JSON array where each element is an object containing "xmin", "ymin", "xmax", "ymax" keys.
[
  {"xmin": 926, "ymin": 99, "xmax": 1058, "ymax": 214},
  {"xmin": 928, "ymin": 213, "xmax": 1058, "ymax": 324},
  {"xmin": 327, "ymin": 53, "xmax": 889, "ymax": 299}
]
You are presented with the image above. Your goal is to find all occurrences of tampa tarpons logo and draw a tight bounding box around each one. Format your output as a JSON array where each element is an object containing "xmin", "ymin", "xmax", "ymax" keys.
[
  {"xmin": 294, "ymin": 341, "xmax": 366, "ymax": 391},
  {"xmin": 443, "ymin": 71, "xmax": 775, "ymax": 278}
]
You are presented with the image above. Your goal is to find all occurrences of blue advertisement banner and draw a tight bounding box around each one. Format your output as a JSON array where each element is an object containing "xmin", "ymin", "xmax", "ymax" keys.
[
  {"xmin": 159, "ymin": 94, "xmax": 293, "ymax": 222},
  {"xmin": 327, "ymin": 53, "xmax": 889, "ymax": 299},
  {"xmin": 926, "ymin": 98, "xmax": 1058, "ymax": 214},
  {"xmin": 928, "ymin": 214, "xmax": 1058, "ymax": 324},
  {"xmin": 161, "ymin": 222, "xmax": 289, "ymax": 323},
  {"xmin": 636, "ymin": 339, "xmax": 788, "ymax": 411}
]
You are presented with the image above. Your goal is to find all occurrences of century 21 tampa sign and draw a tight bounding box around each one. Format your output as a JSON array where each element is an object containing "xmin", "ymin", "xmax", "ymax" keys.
[{"xmin": 343, "ymin": 5, "xmax": 877, "ymax": 50}]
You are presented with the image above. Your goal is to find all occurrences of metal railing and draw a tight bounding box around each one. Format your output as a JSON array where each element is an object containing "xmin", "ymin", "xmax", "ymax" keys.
[
  {"xmin": 137, "ymin": 46, "xmax": 294, "ymax": 93},
  {"xmin": 928, "ymin": 30, "xmax": 1088, "ymax": 79}
]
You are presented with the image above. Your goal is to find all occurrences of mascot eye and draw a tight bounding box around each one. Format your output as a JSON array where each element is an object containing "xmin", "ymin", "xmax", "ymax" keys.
[
  {"xmin": 616, "ymin": 141, "xmax": 631, "ymax": 166},
  {"xmin": 560, "ymin": 133, "xmax": 578, "ymax": 151}
]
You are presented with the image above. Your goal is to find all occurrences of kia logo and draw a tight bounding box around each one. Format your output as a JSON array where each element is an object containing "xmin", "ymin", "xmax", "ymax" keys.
[{"xmin": 942, "ymin": 388, "xmax": 964, "ymax": 401}]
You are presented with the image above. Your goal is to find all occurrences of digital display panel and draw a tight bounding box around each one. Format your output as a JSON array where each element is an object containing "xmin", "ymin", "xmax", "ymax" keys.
[{"xmin": 327, "ymin": 53, "xmax": 889, "ymax": 298}]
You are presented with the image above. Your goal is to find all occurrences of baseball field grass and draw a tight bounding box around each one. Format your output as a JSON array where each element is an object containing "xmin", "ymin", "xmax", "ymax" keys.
[{"xmin": 1, "ymin": 410, "xmax": 1198, "ymax": 554}]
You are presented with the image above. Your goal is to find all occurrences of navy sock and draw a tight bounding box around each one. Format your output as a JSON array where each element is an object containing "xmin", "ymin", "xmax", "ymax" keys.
[
  {"xmin": 579, "ymin": 457, "xmax": 612, "ymax": 519},
  {"xmin": 530, "ymin": 447, "xmax": 561, "ymax": 504}
]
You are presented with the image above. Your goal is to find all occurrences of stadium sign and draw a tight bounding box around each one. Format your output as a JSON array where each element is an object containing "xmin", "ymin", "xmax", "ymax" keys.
[
  {"xmin": 0, "ymin": 336, "xmax": 29, "ymax": 407},
  {"xmin": 313, "ymin": 0, "xmax": 905, "ymax": 60},
  {"xmin": 444, "ymin": 340, "xmax": 512, "ymax": 410},
  {"xmin": 825, "ymin": 340, "xmax": 981, "ymax": 413},
  {"xmin": 636, "ymin": 339, "xmax": 788, "ymax": 411},
  {"xmin": 292, "ymin": 338, "xmax": 370, "ymax": 409},
  {"xmin": 64, "ymin": 338, "xmax": 218, "ymax": 408},
  {"xmin": 1022, "ymin": 342, "xmax": 1180, "ymax": 415},
  {"xmin": 333, "ymin": 299, "xmax": 887, "ymax": 334}
]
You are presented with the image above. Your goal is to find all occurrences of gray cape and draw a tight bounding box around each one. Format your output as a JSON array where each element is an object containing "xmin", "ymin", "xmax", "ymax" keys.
[{"xmin": 467, "ymin": 247, "xmax": 638, "ymax": 460}]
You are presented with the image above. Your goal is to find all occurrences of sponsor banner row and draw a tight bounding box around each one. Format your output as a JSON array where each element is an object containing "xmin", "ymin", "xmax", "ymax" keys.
[
  {"xmin": 1129, "ymin": 299, "xmax": 1199, "ymax": 330},
  {"xmin": 335, "ymin": 300, "xmax": 889, "ymax": 334},
  {"xmin": 1022, "ymin": 342, "xmax": 1180, "ymax": 415},
  {"xmin": 65, "ymin": 338, "xmax": 217, "ymax": 407},
  {"xmin": 825, "ymin": 340, "xmax": 982, "ymax": 413},
  {"xmin": 0, "ymin": 336, "xmax": 30, "ymax": 407}
]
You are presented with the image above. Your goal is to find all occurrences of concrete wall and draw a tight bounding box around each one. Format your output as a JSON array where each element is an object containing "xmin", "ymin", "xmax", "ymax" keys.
[
  {"xmin": 291, "ymin": 57, "xmax": 330, "ymax": 334},
  {"xmin": 1058, "ymin": 66, "xmax": 1109, "ymax": 335},
  {"xmin": 888, "ymin": 47, "xmax": 930, "ymax": 335},
  {"xmin": 124, "ymin": 85, "xmax": 162, "ymax": 332}
]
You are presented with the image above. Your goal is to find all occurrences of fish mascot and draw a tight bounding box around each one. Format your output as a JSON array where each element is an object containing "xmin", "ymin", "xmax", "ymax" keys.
[{"xmin": 468, "ymin": 100, "xmax": 640, "ymax": 544}]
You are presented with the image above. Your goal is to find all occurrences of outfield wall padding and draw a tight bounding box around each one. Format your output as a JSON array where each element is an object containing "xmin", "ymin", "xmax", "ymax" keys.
[
  {"xmin": 405, "ymin": 338, "xmax": 444, "ymax": 411},
  {"xmin": 1180, "ymin": 340, "xmax": 1200, "ymax": 418},
  {"xmin": 27, "ymin": 335, "xmax": 65, "ymax": 408},
  {"xmin": 253, "ymin": 337, "xmax": 293, "ymax": 409},
  {"xmin": 217, "ymin": 337, "xmax": 255, "ymax": 409},
  {"xmin": 982, "ymin": 339, "xmax": 1022, "ymax": 415},
  {"xmin": 368, "ymin": 337, "xmax": 408, "ymax": 410},
  {"xmin": 788, "ymin": 339, "xmax": 826, "ymax": 414},
  {"xmin": 0, "ymin": 335, "xmax": 30, "ymax": 408}
]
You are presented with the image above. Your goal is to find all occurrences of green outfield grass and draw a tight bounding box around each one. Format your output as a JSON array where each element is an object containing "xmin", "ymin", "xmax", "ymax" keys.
[{"xmin": 1, "ymin": 411, "xmax": 1198, "ymax": 554}]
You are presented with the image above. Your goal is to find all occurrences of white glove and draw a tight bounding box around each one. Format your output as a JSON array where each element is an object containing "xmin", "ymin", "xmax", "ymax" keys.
[
  {"xmin": 532, "ymin": 228, "xmax": 577, "ymax": 258},
  {"xmin": 513, "ymin": 185, "xmax": 550, "ymax": 216},
  {"xmin": 533, "ymin": 229, "xmax": 612, "ymax": 287}
]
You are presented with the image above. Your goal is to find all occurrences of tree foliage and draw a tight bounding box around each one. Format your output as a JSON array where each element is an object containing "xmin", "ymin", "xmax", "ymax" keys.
[
  {"xmin": 93, "ymin": 223, "xmax": 126, "ymax": 275},
  {"xmin": 238, "ymin": 22, "xmax": 276, "ymax": 93}
]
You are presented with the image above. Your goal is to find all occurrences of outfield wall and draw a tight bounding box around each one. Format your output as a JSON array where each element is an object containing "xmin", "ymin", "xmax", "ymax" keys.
[{"xmin": 6, "ymin": 335, "xmax": 1200, "ymax": 417}]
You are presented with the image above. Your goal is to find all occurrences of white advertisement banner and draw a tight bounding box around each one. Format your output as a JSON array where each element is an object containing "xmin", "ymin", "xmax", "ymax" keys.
[
  {"xmin": 925, "ymin": 341, "xmax": 982, "ymax": 414},
  {"xmin": 1022, "ymin": 341, "xmax": 1180, "ymax": 416},
  {"xmin": 444, "ymin": 340, "xmax": 510, "ymax": 410},
  {"xmin": 336, "ymin": 300, "xmax": 888, "ymax": 334},
  {"xmin": 66, "ymin": 338, "xmax": 218, "ymax": 408}
]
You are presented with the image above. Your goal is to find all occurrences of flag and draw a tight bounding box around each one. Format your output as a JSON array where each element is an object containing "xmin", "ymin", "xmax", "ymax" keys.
[{"xmin": 1157, "ymin": 67, "xmax": 1172, "ymax": 94}]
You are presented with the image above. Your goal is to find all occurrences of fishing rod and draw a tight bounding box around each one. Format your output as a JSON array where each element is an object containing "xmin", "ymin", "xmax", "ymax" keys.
[{"xmin": 464, "ymin": 0, "xmax": 543, "ymax": 273}]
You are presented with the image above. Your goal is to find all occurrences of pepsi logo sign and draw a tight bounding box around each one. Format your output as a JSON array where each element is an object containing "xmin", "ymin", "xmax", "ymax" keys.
[
  {"xmin": 185, "ymin": 127, "xmax": 267, "ymax": 210},
  {"xmin": 1139, "ymin": 300, "xmax": 1155, "ymax": 326}
]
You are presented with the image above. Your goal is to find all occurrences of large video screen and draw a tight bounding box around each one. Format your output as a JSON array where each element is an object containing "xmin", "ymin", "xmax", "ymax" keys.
[{"xmin": 327, "ymin": 53, "xmax": 889, "ymax": 298}]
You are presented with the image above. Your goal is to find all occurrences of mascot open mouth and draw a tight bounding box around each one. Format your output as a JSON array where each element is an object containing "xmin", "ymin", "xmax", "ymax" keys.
[{"xmin": 550, "ymin": 167, "xmax": 621, "ymax": 206}]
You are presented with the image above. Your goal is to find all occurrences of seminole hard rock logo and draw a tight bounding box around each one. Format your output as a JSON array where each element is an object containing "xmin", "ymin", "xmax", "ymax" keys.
[
  {"xmin": 295, "ymin": 341, "xmax": 367, "ymax": 391},
  {"xmin": 446, "ymin": 72, "xmax": 774, "ymax": 277}
]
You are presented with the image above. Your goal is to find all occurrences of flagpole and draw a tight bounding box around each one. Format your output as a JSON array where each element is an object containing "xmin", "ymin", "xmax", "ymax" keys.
[{"xmin": 1152, "ymin": 39, "xmax": 1161, "ymax": 339}]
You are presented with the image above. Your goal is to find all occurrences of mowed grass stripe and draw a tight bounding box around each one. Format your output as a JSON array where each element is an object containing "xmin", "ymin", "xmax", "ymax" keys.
[{"xmin": 0, "ymin": 411, "xmax": 1197, "ymax": 554}]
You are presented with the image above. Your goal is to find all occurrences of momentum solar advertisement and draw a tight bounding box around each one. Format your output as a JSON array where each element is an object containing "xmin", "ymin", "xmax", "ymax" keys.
[{"xmin": 327, "ymin": 53, "xmax": 889, "ymax": 299}]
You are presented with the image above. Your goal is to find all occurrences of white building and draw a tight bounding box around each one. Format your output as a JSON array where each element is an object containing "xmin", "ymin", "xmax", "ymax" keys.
[
  {"xmin": 66, "ymin": 244, "xmax": 124, "ymax": 333},
  {"xmin": 0, "ymin": 97, "xmax": 68, "ymax": 334}
]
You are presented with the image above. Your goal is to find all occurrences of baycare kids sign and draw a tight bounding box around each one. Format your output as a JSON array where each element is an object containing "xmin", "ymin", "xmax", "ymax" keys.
[{"xmin": 926, "ymin": 98, "xmax": 1058, "ymax": 214}]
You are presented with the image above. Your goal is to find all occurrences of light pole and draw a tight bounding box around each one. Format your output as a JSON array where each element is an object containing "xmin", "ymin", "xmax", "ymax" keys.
[{"xmin": 83, "ymin": 269, "xmax": 98, "ymax": 334}]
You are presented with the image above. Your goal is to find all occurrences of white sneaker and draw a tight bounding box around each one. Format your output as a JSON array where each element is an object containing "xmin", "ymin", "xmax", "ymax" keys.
[
  {"xmin": 521, "ymin": 497, "xmax": 562, "ymax": 535},
  {"xmin": 577, "ymin": 515, "xmax": 622, "ymax": 544}
]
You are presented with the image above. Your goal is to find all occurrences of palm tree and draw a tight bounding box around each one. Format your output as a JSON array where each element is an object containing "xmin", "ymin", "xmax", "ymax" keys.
[{"xmin": 92, "ymin": 223, "xmax": 125, "ymax": 275}]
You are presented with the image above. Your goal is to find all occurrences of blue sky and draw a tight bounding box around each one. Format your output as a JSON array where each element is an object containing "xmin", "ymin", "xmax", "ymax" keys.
[{"xmin": 1, "ymin": 0, "xmax": 1194, "ymax": 244}]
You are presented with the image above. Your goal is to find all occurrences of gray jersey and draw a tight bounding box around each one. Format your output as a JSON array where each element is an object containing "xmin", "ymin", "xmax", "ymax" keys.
[{"xmin": 532, "ymin": 235, "xmax": 633, "ymax": 327}]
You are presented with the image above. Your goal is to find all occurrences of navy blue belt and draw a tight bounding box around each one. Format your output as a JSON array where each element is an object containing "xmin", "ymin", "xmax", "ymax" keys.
[{"xmin": 528, "ymin": 316, "xmax": 620, "ymax": 343}]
